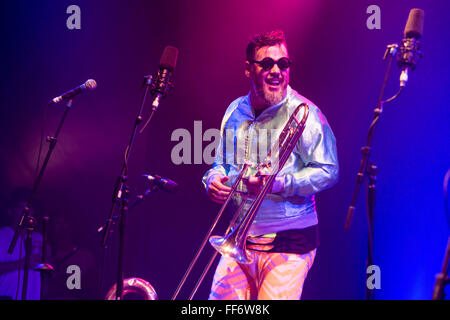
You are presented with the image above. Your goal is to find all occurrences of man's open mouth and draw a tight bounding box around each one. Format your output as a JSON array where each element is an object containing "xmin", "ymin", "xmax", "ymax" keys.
[{"xmin": 265, "ymin": 78, "xmax": 282, "ymax": 88}]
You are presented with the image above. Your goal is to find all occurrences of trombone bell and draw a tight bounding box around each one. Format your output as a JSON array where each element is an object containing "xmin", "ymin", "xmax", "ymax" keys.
[{"xmin": 209, "ymin": 234, "xmax": 253, "ymax": 264}]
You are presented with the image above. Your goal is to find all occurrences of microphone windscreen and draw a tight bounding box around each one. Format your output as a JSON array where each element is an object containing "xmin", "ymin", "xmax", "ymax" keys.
[
  {"xmin": 85, "ymin": 79, "xmax": 97, "ymax": 90},
  {"xmin": 159, "ymin": 46, "xmax": 179, "ymax": 71},
  {"xmin": 403, "ymin": 8, "xmax": 424, "ymax": 39}
]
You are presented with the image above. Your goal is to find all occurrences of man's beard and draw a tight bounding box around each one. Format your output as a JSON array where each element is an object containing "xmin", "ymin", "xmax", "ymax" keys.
[
  {"xmin": 256, "ymin": 83, "xmax": 287, "ymax": 107},
  {"xmin": 263, "ymin": 90, "xmax": 285, "ymax": 106}
]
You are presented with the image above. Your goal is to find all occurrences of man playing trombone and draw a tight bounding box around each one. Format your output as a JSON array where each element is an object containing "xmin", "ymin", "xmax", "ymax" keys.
[{"xmin": 203, "ymin": 30, "xmax": 339, "ymax": 300}]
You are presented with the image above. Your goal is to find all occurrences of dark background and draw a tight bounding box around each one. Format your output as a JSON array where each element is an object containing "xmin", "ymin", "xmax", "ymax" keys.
[{"xmin": 0, "ymin": 0, "xmax": 449, "ymax": 299}]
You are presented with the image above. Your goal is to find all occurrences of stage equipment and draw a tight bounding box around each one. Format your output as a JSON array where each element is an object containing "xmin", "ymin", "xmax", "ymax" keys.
[
  {"xmin": 105, "ymin": 277, "xmax": 157, "ymax": 300},
  {"xmin": 99, "ymin": 46, "xmax": 178, "ymax": 300},
  {"xmin": 139, "ymin": 45, "xmax": 178, "ymax": 133},
  {"xmin": 8, "ymin": 79, "xmax": 96, "ymax": 299},
  {"xmin": 50, "ymin": 79, "xmax": 97, "ymax": 104},
  {"xmin": 142, "ymin": 174, "xmax": 179, "ymax": 193},
  {"xmin": 33, "ymin": 216, "xmax": 55, "ymax": 299},
  {"xmin": 150, "ymin": 46, "xmax": 178, "ymax": 109},
  {"xmin": 172, "ymin": 103, "xmax": 309, "ymax": 300},
  {"xmin": 344, "ymin": 8, "xmax": 424, "ymax": 300},
  {"xmin": 432, "ymin": 169, "xmax": 450, "ymax": 300},
  {"xmin": 397, "ymin": 8, "xmax": 424, "ymax": 88}
]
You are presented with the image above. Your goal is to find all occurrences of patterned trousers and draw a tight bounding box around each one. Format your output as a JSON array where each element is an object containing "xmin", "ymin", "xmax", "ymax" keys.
[{"xmin": 209, "ymin": 247, "xmax": 316, "ymax": 300}]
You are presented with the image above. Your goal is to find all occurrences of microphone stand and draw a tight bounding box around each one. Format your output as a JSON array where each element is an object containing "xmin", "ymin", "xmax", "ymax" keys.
[
  {"xmin": 432, "ymin": 168, "xmax": 450, "ymax": 300},
  {"xmin": 433, "ymin": 236, "xmax": 450, "ymax": 300},
  {"xmin": 100, "ymin": 75, "xmax": 158, "ymax": 300},
  {"xmin": 62, "ymin": 185, "xmax": 159, "ymax": 265},
  {"xmin": 7, "ymin": 99, "xmax": 74, "ymax": 299},
  {"xmin": 33, "ymin": 216, "xmax": 55, "ymax": 299},
  {"xmin": 344, "ymin": 44, "xmax": 404, "ymax": 300}
]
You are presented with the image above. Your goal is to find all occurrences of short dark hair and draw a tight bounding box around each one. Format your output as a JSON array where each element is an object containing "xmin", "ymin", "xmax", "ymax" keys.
[{"xmin": 246, "ymin": 30, "xmax": 287, "ymax": 61}]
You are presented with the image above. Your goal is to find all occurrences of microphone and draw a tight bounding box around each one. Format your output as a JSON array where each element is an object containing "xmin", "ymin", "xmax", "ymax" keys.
[
  {"xmin": 151, "ymin": 46, "xmax": 179, "ymax": 110},
  {"xmin": 143, "ymin": 174, "xmax": 179, "ymax": 193},
  {"xmin": 397, "ymin": 9, "xmax": 424, "ymax": 87},
  {"xmin": 51, "ymin": 79, "xmax": 97, "ymax": 104}
]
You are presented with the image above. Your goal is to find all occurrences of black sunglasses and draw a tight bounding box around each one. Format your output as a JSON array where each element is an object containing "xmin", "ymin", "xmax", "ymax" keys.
[{"xmin": 249, "ymin": 57, "xmax": 291, "ymax": 71}]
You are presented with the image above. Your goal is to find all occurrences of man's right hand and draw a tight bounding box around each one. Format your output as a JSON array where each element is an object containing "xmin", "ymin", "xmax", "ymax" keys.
[{"xmin": 207, "ymin": 175, "xmax": 231, "ymax": 204}]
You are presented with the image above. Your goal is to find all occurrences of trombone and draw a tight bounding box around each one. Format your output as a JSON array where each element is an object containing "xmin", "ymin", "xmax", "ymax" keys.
[{"xmin": 172, "ymin": 103, "xmax": 309, "ymax": 300}]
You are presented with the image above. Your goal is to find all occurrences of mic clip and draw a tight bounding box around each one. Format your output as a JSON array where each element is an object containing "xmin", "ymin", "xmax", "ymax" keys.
[
  {"xmin": 142, "ymin": 75, "xmax": 153, "ymax": 88},
  {"xmin": 151, "ymin": 69, "xmax": 174, "ymax": 109},
  {"xmin": 396, "ymin": 38, "xmax": 422, "ymax": 87},
  {"xmin": 383, "ymin": 43, "xmax": 398, "ymax": 60},
  {"xmin": 397, "ymin": 38, "xmax": 423, "ymax": 71}
]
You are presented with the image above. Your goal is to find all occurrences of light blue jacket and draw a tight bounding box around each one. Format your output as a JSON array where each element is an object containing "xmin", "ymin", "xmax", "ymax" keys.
[{"xmin": 203, "ymin": 86, "xmax": 339, "ymax": 235}]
